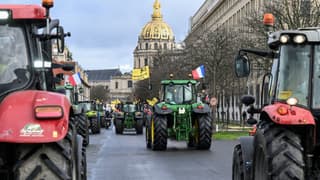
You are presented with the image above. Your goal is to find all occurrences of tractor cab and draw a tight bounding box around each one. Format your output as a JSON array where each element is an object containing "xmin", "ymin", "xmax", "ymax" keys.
[
  {"xmin": 160, "ymin": 79, "xmax": 197, "ymax": 105},
  {"xmin": 235, "ymin": 30, "xmax": 320, "ymax": 110},
  {"xmin": 0, "ymin": 4, "xmax": 70, "ymax": 99}
]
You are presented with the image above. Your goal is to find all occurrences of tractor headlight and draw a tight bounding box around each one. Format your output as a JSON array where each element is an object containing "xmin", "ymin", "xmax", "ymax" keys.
[
  {"xmin": 0, "ymin": 10, "xmax": 11, "ymax": 20},
  {"xmin": 293, "ymin": 35, "xmax": 306, "ymax": 44},
  {"xmin": 280, "ymin": 35, "xmax": 289, "ymax": 44},
  {"xmin": 287, "ymin": 97, "xmax": 298, "ymax": 106}
]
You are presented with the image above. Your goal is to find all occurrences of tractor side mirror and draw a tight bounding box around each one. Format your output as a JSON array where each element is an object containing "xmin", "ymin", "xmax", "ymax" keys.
[
  {"xmin": 241, "ymin": 95, "xmax": 255, "ymax": 106},
  {"xmin": 57, "ymin": 26, "xmax": 65, "ymax": 53},
  {"xmin": 235, "ymin": 54, "xmax": 250, "ymax": 77},
  {"xmin": 247, "ymin": 118, "xmax": 258, "ymax": 125}
]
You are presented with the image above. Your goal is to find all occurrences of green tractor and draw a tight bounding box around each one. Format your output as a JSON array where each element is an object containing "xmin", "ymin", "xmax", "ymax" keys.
[
  {"xmin": 55, "ymin": 84, "xmax": 90, "ymax": 147},
  {"xmin": 114, "ymin": 102, "xmax": 144, "ymax": 134},
  {"xmin": 79, "ymin": 101, "xmax": 101, "ymax": 134},
  {"xmin": 146, "ymin": 79, "xmax": 212, "ymax": 150},
  {"xmin": 95, "ymin": 101, "xmax": 111, "ymax": 129}
]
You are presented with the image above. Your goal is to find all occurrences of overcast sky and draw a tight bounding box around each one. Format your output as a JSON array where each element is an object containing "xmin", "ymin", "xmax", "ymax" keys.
[{"xmin": 3, "ymin": 0, "xmax": 205, "ymax": 72}]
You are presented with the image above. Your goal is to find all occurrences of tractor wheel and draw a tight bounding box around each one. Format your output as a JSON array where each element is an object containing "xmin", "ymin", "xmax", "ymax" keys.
[
  {"xmin": 232, "ymin": 144, "xmax": 244, "ymax": 180},
  {"xmin": 253, "ymin": 121, "xmax": 305, "ymax": 180},
  {"xmin": 135, "ymin": 119, "xmax": 143, "ymax": 135},
  {"xmin": 90, "ymin": 117, "xmax": 101, "ymax": 134},
  {"xmin": 145, "ymin": 119, "xmax": 151, "ymax": 148},
  {"xmin": 115, "ymin": 119, "xmax": 124, "ymax": 134},
  {"xmin": 77, "ymin": 136, "xmax": 87, "ymax": 180},
  {"xmin": 151, "ymin": 115, "xmax": 167, "ymax": 151},
  {"xmin": 14, "ymin": 122, "xmax": 79, "ymax": 180},
  {"xmin": 76, "ymin": 114, "xmax": 90, "ymax": 147},
  {"xmin": 100, "ymin": 117, "xmax": 106, "ymax": 128},
  {"xmin": 197, "ymin": 115, "xmax": 212, "ymax": 150}
]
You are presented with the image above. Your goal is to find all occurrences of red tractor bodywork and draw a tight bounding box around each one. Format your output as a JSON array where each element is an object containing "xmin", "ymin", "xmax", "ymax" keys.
[
  {"xmin": 262, "ymin": 102, "xmax": 315, "ymax": 125},
  {"xmin": 0, "ymin": 5, "xmax": 46, "ymax": 20},
  {"xmin": 0, "ymin": 90, "xmax": 71, "ymax": 143}
]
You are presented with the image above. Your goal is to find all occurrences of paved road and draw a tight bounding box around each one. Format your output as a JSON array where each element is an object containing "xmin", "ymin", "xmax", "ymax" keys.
[{"xmin": 87, "ymin": 127, "xmax": 238, "ymax": 180}]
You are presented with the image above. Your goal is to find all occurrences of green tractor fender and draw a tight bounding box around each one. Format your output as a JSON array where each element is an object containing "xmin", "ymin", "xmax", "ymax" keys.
[
  {"xmin": 115, "ymin": 112, "xmax": 125, "ymax": 119},
  {"xmin": 192, "ymin": 103, "xmax": 211, "ymax": 114},
  {"xmin": 134, "ymin": 112, "xmax": 144, "ymax": 119},
  {"xmin": 153, "ymin": 103, "xmax": 173, "ymax": 115}
]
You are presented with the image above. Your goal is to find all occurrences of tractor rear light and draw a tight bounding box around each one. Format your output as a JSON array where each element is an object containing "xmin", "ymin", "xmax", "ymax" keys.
[
  {"xmin": 197, "ymin": 105, "xmax": 204, "ymax": 109},
  {"xmin": 293, "ymin": 35, "xmax": 306, "ymax": 44},
  {"xmin": 161, "ymin": 105, "xmax": 168, "ymax": 110},
  {"xmin": 35, "ymin": 106, "xmax": 63, "ymax": 119},
  {"xmin": 0, "ymin": 10, "xmax": 11, "ymax": 20},
  {"xmin": 277, "ymin": 106, "xmax": 288, "ymax": 115}
]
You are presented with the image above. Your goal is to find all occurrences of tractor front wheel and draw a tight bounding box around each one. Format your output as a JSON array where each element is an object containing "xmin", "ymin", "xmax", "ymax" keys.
[
  {"xmin": 135, "ymin": 119, "xmax": 143, "ymax": 135},
  {"xmin": 151, "ymin": 115, "xmax": 167, "ymax": 151},
  {"xmin": 90, "ymin": 117, "xmax": 101, "ymax": 134},
  {"xmin": 197, "ymin": 115, "xmax": 212, "ymax": 150},
  {"xmin": 232, "ymin": 144, "xmax": 244, "ymax": 180},
  {"xmin": 253, "ymin": 121, "xmax": 305, "ymax": 180},
  {"xmin": 115, "ymin": 119, "xmax": 124, "ymax": 134}
]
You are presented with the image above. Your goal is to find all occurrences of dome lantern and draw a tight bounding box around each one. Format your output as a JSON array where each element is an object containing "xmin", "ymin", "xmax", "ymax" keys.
[{"xmin": 140, "ymin": 0, "xmax": 174, "ymax": 41}]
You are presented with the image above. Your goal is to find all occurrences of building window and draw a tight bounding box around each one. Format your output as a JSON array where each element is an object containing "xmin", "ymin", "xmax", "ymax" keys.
[
  {"xmin": 128, "ymin": 80, "xmax": 133, "ymax": 88},
  {"xmin": 144, "ymin": 58, "xmax": 148, "ymax": 66},
  {"xmin": 154, "ymin": 43, "xmax": 158, "ymax": 49},
  {"xmin": 115, "ymin": 82, "xmax": 119, "ymax": 89},
  {"xmin": 164, "ymin": 43, "xmax": 167, "ymax": 50},
  {"xmin": 146, "ymin": 43, "xmax": 148, "ymax": 50}
]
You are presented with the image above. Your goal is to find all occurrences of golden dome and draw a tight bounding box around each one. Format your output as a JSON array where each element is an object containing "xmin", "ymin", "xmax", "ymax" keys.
[{"xmin": 140, "ymin": 0, "xmax": 174, "ymax": 40}]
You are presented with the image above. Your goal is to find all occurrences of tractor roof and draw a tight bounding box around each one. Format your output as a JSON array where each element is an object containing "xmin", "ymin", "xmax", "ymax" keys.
[
  {"xmin": 0, "ymin": 5, "xmax": 46, "ymax": 20},
  {"xmin": 268, "ymin": 28, "xmax": 320, "ymax": 49},
  {"xmin": 161, "ymin": 79, "xmax": 197, "ymax": 85}
]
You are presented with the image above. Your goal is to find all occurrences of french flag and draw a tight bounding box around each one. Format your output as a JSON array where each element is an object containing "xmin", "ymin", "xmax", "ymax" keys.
[
  {"xmin": 192, "ymin": 65, "xmax": 205, "ymax": 80},
  {"xmin": 68, "ymin": 72, "xmax": 82, "ymax": 86}
]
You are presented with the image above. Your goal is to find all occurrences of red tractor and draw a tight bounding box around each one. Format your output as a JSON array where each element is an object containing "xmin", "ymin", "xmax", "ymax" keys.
[
  {"xmin": 0, "ymin": 1, "xmax": 86, "ymax": 179},
  {"xmin": 232, "ymin": 14, "xmax": 320, "ymax": 180}
]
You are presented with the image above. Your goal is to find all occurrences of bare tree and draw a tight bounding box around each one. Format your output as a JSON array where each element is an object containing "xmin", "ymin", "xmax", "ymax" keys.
[{"xmin": 90, "ymin": 85, "xmax": 109, "ymax": 102}]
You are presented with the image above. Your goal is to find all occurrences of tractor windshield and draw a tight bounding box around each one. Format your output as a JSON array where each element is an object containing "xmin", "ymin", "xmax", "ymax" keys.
[
  {"xmin": 164, "ymin": 84, "xmax": 193, "ymax": 104},
  {"xmin": 276, "ymin": 45, "xmax": 310, "ymax": 106},
  {"xmin": 0, "ymin": 26, "xmax": 29, "ymax": 94},
  {"xmin": 123, "ymin": 104, "xmax": 136, "ymax": 113}
]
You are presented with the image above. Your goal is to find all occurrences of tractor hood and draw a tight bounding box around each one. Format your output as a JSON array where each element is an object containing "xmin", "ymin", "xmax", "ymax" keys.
[{"xmin": 0, "ymin": 90, "xmax": 71, "ymax": 143}]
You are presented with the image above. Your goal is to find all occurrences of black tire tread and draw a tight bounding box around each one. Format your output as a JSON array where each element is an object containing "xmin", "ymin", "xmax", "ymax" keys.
[
  {"xmin": 152, "ymin": 115, "xmax": 167, "ymax": 151},
  {"xmin": 255, "ymin": 121, "xmax": 305, "ymax": 180},
  {"xmin": 198, "ymin": 115, "xmax": 212, "ymax": 150}
]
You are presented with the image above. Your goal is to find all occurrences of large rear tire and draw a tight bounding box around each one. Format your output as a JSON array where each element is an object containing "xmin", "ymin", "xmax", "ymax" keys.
[
  {"xmin": 14, "ymin": 123, "xmax": 78, "ymax": 180},
  {"xmin": 232, "ymin": 144, "xmax": 244, "ymax": 180},
  {"xmin": 197, "ymin": 115, "xmax": 212, "ymax": 150},
  {"xmin": 253, "ymin": 121, "xmax": 305, "ymax": 180},
  {"xmin": 151, "ymin": 115, "xmax": 167, "ymax": 151},
  {"xmin": 76, "ymin": 114, "xmax": 90, "ymax": 146},
  {"xmin": 90, "ymin": 117, "xmax": 101, "ymax": 134}
]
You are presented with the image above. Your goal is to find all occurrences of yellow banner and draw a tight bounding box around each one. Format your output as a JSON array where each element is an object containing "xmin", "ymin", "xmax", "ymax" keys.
[
  {"xmin": 111, "ymin": 99, "xmax": 121, "ymax": 105},
  {"xmin": 132, "ymin": 66, "xmax": 150, "ymax": 80},
  {"xmin": 147, "ymin": 97, "xmax": 158, "ymax": 106}
]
